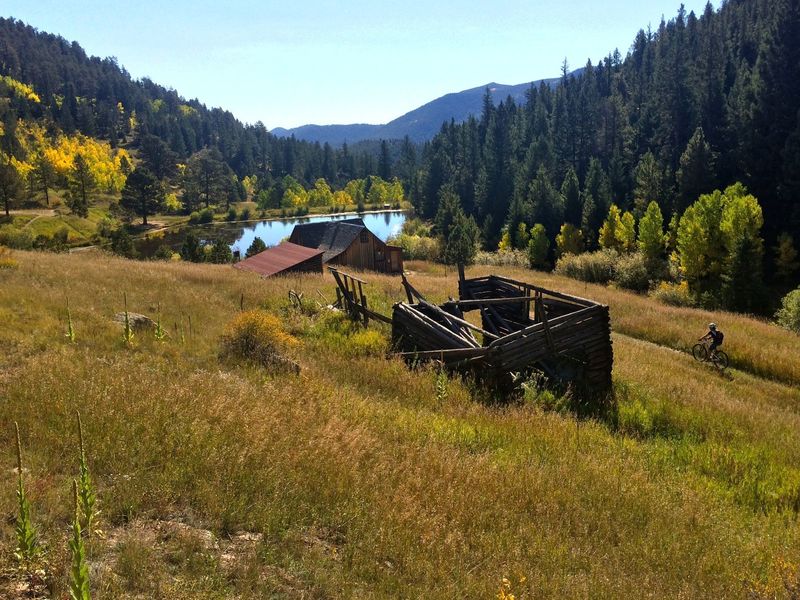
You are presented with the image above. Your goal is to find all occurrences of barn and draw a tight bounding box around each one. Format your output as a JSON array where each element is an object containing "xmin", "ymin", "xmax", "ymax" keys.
[
  {"xmin": 288, "ymin": 218, "xmax": 403, "ymax": 273},
  {"xmin": 233, "ymin": 241, "xmax": 324, "ymax": 277}
]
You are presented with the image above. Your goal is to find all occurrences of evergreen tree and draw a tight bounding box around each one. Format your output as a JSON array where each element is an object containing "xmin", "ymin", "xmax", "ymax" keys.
[
  {"xmin": 721, "ymin": 234, "xmax": 764, "ymax": 312},
  {"xmin": 138, "ymin": 134, "xmax": 178, "ymax": 180},
  {"xmin": 180, "ymin": 232, "xmax": 204, "ymax": 262},
  {"xmin": 67, "ymin": 153, "xmax": 94, "ymax": 218},
  {"xmin": 208, "ymin": 238, "xmax": 233, "ymax": 264},
  {"xmin": 527, "ymin": 166, "xmax": 565, "ymax": 239},
  {"xmin": 245, "ymin": 237, "xmax": 267, "ymax": 258},
  {"xmin": 561, "ymin": 167, "xmax": 582, "ymax": 226},
  {"xmin": 0, "ymin": 154, "xmax": 21, "ymax": 217},
  {"xmin": 773, "ymin": 232, "xmax": 799, "ymax": 284},
  {"xmin": 443, "ymin": 216, "xmax": 479, "ymax": 266},
  {"xmin": 121, "ymin": 167, "xmax": 163, "ymax": 226},
  {"xmin": 378, "ymin": 140, "xmax": 391, "ymax": 180},
  {"xmin": 747, "ymin": 0, "xmax": 800, "ymax": 234},
  {"xmin": 436, "ymin": 187, "xmax": 479, "ymax": 265},
  {"xmin": 633, "ymin": 152, "xmax": 663, "ymax": 216},
  {"xmin": 33, "ymin": 153, "xmax": 54, "ymax": 207},
  {"xmin": 676, "ymin": 127, "xmax": 715, "ymax": 214},
  {"xmin": 184, "ymin": 148, "xmax": 226, "ymax": 208}
]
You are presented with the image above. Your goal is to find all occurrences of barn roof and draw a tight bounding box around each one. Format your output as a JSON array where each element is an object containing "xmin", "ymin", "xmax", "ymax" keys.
[
  {"xmin": 291, "ymin": 218, "xmax": 371, "ymax": 262},
  {"xmin": 233, "ymin": 241, "xmax": 323, "ymax": 277}
]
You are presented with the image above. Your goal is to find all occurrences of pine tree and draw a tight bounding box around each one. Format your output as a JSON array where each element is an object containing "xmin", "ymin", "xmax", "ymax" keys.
[
  {"xmin": 633, "ymin": 152, "xmax": 663, "ymax": 216},
  {"xmin": 773, "ymin": 232, "xmax": 799, "ymax": 284},
  {"xmin": 721, "ymin": 233, "xmax": 764, "ymax": 312},
  {"xmin": 378, "ymin": 140, "xmax": 391, "ymax": 180},
  {"xmin": 527, "ymin": 166, "xmax": 565, "ymax": 239},
  {"xmin": 561, "ymin": 167, "xmax": 582, "ymax": 226},
  {"xmin": 121, "ymin": 167, "xmax": 163, "ymax": 226},
  {"xmin": 676, "ymin": 127, "xmax": 715, "ymax": 214},
  {"xmin": 208, "ymin": 238, "xmax": 233, "ymax": 264},
  {"xmin": 245, "ymin": 237, "xmax": 267, "ymax": 258},
  {"xmin": 0, "ymin": 153, "xmax": 21, "ymax": 217},
  {"xmin": 34, "ymin": 153, "xmax": 55, "ymax": 207},
  {"xmin": 67, "ymin": 153, "xmax": 95, "ymax": 218},
  {"xmin": 138, "ymin": 134, "xmax": 178, "ymax": 180}
]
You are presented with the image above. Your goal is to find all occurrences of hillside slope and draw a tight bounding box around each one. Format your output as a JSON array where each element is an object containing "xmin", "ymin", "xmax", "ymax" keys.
[{"xmin": 1, "ymin": 251, "xmax": 799, "ymax": 598}]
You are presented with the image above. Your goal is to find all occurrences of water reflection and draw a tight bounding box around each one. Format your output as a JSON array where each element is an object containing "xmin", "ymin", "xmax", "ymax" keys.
[
  {"xmin": 230, "ymin": 211, "xmax": 407, "ymax": 254},
  {"xmin": 136, "ymin": 211, "xmax": 407, "ymax": 258}
]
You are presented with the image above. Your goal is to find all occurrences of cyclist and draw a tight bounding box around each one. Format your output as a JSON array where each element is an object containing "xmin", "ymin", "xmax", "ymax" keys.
[{"xmin": 699, "ymin": 323, "xmax": 724, "ymax": 358}]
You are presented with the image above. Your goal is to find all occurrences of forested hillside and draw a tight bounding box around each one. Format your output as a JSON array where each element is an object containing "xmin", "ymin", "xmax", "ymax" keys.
[
  {"xmin": 0, "ymin": 17, "xmax": 387, "ymax": 189},
  {"xmin": 412, "ymin": 0, "xmax": 800, "ymax": 279}
]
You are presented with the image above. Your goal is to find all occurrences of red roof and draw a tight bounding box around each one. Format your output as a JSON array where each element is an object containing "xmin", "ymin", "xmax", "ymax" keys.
[{"xmin": 233, "ymin": 241, "xmax": 324, "ymax": 277}]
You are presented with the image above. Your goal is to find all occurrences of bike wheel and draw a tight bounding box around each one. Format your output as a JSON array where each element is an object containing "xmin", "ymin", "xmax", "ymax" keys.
[
  {"xmin": 692, "ymin": 343, "xmax": 708, "ymax": 362},
  {"xmin": 713, "ymin": 351, "xmax": 729, "ymax": 370}
]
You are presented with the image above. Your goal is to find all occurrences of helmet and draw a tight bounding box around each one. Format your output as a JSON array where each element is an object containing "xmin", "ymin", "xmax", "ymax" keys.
[{"xmin": 709, "ymin": 323, "xmax": 717, "ymax": 330}]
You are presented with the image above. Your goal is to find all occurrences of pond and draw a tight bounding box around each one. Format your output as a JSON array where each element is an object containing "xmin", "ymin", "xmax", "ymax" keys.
[
  {"xmin": 136, "ymin": 210, "xmax": 407, "ymax": 257},
  {"xmin": 230, "ymin": 210, "xmax": 407, "ymax": 254}
]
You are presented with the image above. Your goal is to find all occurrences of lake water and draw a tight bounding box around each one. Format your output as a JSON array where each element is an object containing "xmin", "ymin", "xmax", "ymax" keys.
[
  {"xmin": 230, "ymin": 211, "xmax": 407, "ymax": 254},
  {"xmin": 136, "ymin": 210, "xmax": 407, "ymax": 258}
]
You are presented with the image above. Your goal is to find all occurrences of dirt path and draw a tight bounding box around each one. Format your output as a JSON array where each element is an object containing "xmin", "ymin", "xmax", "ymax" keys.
[{"xmin": 8, "ymin": 208, "xmax": 56, "ymax": 218}]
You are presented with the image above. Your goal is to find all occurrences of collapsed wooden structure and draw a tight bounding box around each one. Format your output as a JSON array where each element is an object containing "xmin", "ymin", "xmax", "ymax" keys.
[{"xmin": 330, "ymin": 266, "xmax": 613, "ymax": 393}]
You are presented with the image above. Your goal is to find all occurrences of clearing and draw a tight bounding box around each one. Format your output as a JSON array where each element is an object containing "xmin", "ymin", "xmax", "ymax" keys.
[{"xmin": 0, "ymin": 252, "xmax": 798, "ymax": 598}]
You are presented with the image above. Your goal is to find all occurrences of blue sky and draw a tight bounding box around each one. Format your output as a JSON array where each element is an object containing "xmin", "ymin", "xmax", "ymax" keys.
[{"xmin": 4, "ymin": 0, "xmax": 713, "ymax": 129}]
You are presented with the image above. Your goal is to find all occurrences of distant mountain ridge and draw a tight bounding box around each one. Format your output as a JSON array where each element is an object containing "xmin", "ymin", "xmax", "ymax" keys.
[{"xmin": 271, "ymin": 73, "xmax": 581, "ymax": 145}]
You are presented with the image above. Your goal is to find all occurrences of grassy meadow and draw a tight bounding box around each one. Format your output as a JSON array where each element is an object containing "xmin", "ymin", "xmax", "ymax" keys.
[{"xmin": 1, "ymin": 250, "xmax": 799, "ymax": 598}]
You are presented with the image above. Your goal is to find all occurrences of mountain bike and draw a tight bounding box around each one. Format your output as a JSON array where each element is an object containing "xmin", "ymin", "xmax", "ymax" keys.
[{"xmin": 692, "ymin": 339, "xmax": 729, "ymax": 371}]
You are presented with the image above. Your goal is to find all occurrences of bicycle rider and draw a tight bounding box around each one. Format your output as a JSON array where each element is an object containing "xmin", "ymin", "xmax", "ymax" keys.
[{"xmin": 699, "ymin": 323, "xmax": 723, "ymax": 358}]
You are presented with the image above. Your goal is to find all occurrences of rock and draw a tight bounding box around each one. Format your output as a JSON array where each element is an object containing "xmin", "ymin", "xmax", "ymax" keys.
[{"xmin": 113, "ymin": 312, "xmax": 156, "ymax": 330}]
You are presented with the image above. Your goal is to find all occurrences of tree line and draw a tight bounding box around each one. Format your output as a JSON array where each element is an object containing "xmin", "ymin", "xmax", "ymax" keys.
[
  {"xmin": 410, "ymin": 0, "xmax": 800, "ymax": 287},
  {"xmin": 0, "ymin": 17, "xmax": 394, "ymax": 190}
]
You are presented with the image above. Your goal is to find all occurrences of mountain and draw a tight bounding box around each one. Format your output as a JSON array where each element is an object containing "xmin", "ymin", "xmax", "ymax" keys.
[{"xmin": 271, "ymin": 75, "xmax": 576, "ymax": 145}]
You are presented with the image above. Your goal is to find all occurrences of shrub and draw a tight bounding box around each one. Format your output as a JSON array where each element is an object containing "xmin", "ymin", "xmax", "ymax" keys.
[
  {"xmin": 776, "ymin": 288, "xmax": 800, "ymax": 333},
  {"xmin": 0, "ymin": 245, "xmax": 18, "ymax": 269},
  {"xmin": 240, "ymin": 207, "xmax": 252, "ymax": 221},
  {"xmin": 401, "ymin": 217, "xmax": 433, "ymax": 237},
  {"xmin": 612, "ymin": 252, "xmax": 651, "ymax": 292},
  {"xmin": 474, "ymin": 250, "xmax": 528, "ymax": 268},
  {"xmin": 220, "ymin": 310, "xmax": 299, "ymax": 370},
  {"xmin": 389, "ymin": 233, "xmax": 440, "ymax": 261},
  {"xmin": 199, "ymin": 208, "xmax": 214, "ymax": 223},
  {"xmin": 345, "ymin": 329, "xmax": 388, "ymax": 357},
  {"xmin": 0, "ymin": 228, "xmax": 34, "ymax": 250},
  {"xmin": 650, "ymin": 281, "xmax": 696, "ymax": 307},
  {"xmin": 555, "ymin": 250, "xmax": 617, "ymax": 283},
  {"xmin": 152, "ymin": 244, "xmax": 174, "ymax": 261},
  {"xmin": 226, "ymin": 207, "xmax": 238, "ymax": 221},
  {"xmin": 189, "ymin": 208, "xmax": 214, "ymax": 224}
]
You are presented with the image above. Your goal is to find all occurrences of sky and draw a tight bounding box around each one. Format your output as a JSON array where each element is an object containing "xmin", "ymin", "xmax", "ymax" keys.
[{"xmin": 3, "ymin": 0, "xmax": 713, "ymax": 129}]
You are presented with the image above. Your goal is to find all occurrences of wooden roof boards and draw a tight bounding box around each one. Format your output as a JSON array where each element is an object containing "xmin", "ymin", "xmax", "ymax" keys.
[{"xmin": 233, "ymin": 241, "xmax": 323, "ymax": 278}]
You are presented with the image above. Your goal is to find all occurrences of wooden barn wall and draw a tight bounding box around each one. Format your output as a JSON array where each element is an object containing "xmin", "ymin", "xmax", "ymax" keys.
[{"xmin": 335, "ymin": 232, "xmax": 384, "ymax": 271}]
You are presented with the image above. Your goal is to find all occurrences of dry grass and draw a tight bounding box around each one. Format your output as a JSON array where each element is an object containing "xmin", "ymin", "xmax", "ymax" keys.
[{"xmin": 0, "ymin": 252, "xmax": 799, "ymax": 598}]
